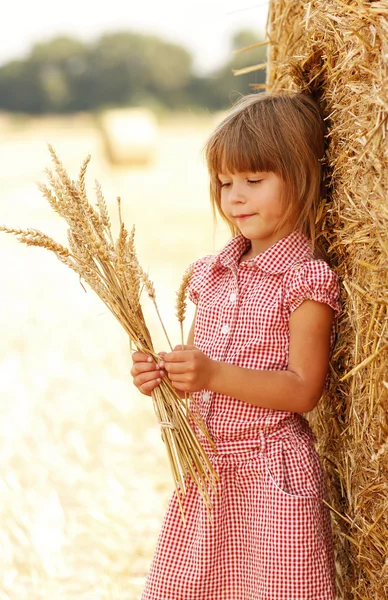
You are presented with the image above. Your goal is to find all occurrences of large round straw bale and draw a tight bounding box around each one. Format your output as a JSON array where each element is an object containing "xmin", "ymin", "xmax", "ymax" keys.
[
  {"xmin": 99, "ymin": 108, "xmax": 158, "ymax": 166},
  {"xmin": 240, "ymin": 1, "xmax": 388, "ymax": 598}
]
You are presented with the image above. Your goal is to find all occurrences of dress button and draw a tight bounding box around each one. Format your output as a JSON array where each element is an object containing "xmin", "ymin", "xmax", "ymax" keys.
[
  {"xmin": 229, "ymin": 292, "xmax": 237, "ymax": 303},
  {"xmin": 221, "ymin": 324, "xmax": 230, "ymax": 334},
  {"xmin": 203, "ymin": 391, "xmax": 210, "ymax": 401}
]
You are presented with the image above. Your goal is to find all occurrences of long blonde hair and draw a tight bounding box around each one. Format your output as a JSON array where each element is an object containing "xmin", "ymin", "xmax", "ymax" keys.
[{"xmin": 204, "ymin": 91, "xmax": 328, "ymax": 258}]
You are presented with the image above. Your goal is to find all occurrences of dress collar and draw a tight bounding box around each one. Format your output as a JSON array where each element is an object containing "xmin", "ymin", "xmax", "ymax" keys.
[{"xmin": 211, "ymin": 230, "xmax": 314, "ymax": 275}]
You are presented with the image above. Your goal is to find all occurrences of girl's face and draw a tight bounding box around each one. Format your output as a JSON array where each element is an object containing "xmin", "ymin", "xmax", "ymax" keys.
[{"xmin": 218, "ymin": 170, "xmax": 296, "ymax": 254}]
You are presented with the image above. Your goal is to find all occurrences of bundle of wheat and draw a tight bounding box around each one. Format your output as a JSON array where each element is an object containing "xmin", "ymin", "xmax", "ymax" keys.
[
  {"xmin": 0, "ymin": 144, "xmax": 219, "ymax": 524},
  {"xmin": 235, "ymin": 1, "xmax": 388, "ymax": 597}
]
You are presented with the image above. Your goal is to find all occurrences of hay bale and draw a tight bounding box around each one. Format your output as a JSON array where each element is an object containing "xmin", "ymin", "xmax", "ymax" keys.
[
  {"xmin": 239, "ymin": 1, "xmax": 388, "ymax": 597},
  {"xmin": 99, "ymin": 107, "xmax": 158, "ymax": 166}
]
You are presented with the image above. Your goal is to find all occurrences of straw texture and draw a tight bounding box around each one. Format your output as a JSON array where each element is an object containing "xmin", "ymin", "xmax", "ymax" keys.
[{"xmin": 235, "ymin": 1, "xmax": 388, "ymax": 597}]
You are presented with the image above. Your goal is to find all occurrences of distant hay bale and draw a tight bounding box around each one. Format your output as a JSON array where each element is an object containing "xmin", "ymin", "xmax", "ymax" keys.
[
  {"xmin": 242, "ymin": 1, "xmax": 388, "ymax": 598},
  {"xmin": 99, "ymin": 108, "xmax": 158, "ymax": 166}
]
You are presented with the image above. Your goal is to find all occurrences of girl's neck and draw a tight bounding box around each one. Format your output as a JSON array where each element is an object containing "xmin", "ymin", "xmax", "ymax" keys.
[{"xmin": 241, "ymin": 225, "xmax": 297, "ymax": 260}]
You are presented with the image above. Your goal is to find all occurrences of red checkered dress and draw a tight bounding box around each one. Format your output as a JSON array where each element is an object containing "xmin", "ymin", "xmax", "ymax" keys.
[{"xmin": 142, "ymin": 230, "xmax": 341, "ymax": 600}]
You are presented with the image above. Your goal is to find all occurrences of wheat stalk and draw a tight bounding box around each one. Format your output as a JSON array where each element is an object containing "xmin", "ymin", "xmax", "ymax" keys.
[
  {"xmin": 0, "ymin": 145, "xmax": 219, "ymax": 523},
  {"xmin": 175, "ymin": 266, "xmax": 194, "ymax": 413}
]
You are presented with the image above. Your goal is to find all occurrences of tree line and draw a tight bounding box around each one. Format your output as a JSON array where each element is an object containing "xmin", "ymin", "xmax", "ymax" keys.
[{"xmin": 0, "ymin": 30, "xmax": 266, "ymax": 114}]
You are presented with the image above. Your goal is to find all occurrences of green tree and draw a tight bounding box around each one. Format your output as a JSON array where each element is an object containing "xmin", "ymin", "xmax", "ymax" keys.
[
  {"xmin": 29, "ymin": 36, "xmax": 89, "ymax": 112},
  {"xmin": 90, "ymin": 32, "xmax": 193, "ymax": 108},
  {"xmin": 0, "ymin": 28, "xmax": 266, "ymax": 114},
  {"xmin": 0, "ymin": 59, "xmax": 45, "ymax": 113},
  {"xmin": 0, "ymin": 32, "xmax": 193, "ymax": 113},
  {"xmin": 0, "ymin": 36, "xmax": 90, "ymax": 113}
]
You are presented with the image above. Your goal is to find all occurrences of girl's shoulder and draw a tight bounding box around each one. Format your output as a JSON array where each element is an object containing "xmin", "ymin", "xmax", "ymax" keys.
[
  {"xmin": 186, "ymin": 254, "xmax": 216, "ymax": 305},
  {"xmin": 282, "ymin": 258, "xmax": 341, "ymax": 319},
  {"xmin": 283, "ymin": 256, "xmax": 339, "ymax": 282},
  {"xmin": 188, "ymin": 254, "xmax": 216, "ymax": 270}
]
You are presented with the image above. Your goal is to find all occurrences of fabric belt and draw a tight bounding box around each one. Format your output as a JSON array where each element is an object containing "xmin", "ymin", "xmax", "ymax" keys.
[{"xmin": 198, "ymin": 416, "xmax": 317, "ymax": 459}]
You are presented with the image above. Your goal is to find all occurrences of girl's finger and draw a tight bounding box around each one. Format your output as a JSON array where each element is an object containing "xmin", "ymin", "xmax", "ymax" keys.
[
  {"xmin": 138, "ymin": 380, "xmax": 158, "ymax": 397},
  {"xmin": 131, "ymin": 361, "xmax": 165, "ymax": 377},
  {"xmin": 167, "ymin": 373, "xmax": 186, "ymax": 384},
  {"xmin": 164, "ymin": 361, "xmax": 188, "ymax": 373},
  {"xmin": 132, "ymin": 351, "xmax": 153, "ymax": 363},
  {"xmin": 167, "ymin": 377, "xmax": 186, "ymax": 392},
  {"xmin": 137, "ymin": 373, "xmax": 164, "ymax": 396},
  {"xmin": 138, "ymin": 369, "xmax": 165, "ymax": 383}
]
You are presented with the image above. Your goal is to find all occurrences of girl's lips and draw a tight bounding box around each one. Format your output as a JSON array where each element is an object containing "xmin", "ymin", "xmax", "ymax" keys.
[{"xmin": 235, "ymin": 214, "xmax": 255, "ymax": 220}]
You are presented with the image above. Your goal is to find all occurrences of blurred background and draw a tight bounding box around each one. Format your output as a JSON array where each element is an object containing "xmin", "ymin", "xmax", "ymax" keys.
[{"xmin": 0, "ymin": 1, "xmax": 268, "ymax": 598}]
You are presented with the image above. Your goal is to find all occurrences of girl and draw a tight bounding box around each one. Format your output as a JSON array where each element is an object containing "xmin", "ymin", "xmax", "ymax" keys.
[{"xmin": 131, "ymin": 92, "xmax": 341, "ymax": 600}]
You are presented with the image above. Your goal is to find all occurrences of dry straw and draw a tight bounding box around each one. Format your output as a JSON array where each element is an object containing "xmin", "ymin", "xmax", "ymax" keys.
[
  {"xmin": 0, "ymin": 144, "xmax": 219, "ymax": 525},
  {"xmin": 236, "ymin": 0, "xmax": 388, "ymax": 597}
]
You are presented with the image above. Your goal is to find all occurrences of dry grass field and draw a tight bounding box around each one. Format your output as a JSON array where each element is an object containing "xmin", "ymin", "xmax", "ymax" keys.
[{"xmin": 0, "ymin": 111, "xmax": 230, "ymax": 599}]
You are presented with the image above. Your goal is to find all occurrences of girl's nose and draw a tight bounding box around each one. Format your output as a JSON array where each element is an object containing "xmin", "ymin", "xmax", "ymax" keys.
[{"xmin": 230, "ymin": 187, "xmax": 246, "ymax": 203}]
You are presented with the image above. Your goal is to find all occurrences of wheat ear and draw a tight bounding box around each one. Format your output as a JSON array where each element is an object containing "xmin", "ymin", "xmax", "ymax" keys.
[
  {"xmin": 0, "ymin": 147, "xmax": 219, "ymax": 523},
  {"xmin": 176, "ymin": 266, "xmax": 194, "ymax": 412}
]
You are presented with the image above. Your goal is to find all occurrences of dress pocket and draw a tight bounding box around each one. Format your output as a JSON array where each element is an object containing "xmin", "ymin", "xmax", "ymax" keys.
[
  {"xmin": 263, "ymin": 437, "xmax": 327, "ymax": 501},
  {"xmin": 257, "ymin": 438, "xmax": 337, "ymax": 599}
]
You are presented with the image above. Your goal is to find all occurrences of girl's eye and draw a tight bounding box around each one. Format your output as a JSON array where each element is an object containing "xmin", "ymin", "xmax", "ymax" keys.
[{"xmin": 219, "ymin": 179, "xmax": 262, "ymax": 187}]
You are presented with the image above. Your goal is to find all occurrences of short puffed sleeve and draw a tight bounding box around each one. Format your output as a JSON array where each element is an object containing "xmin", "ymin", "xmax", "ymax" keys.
[
  {"xmin": 186, "ymin": 255, "xmax": 213, "ymax": 305},
  {"xmin": 284, "ymin": 260, "xmax": 341, "ymax": 319}
]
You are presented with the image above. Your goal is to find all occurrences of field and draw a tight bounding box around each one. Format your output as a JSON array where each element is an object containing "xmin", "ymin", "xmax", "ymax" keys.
[{"xmin": 0, "ymin": 112, "xmax": 230, "ymax": 599}]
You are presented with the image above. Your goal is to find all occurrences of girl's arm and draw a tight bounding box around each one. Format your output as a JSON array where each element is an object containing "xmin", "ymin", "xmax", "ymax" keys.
[
  {"xmin": 163, "ymin": 301, "xmax": 334, "ymax": 413},
  {"xmin": 208, "ymin": 300, "xmax": 334, "ymax": 414},
  {"xmin": 186, "ymin": 308, "xmax": 197, "ymax": 346}
]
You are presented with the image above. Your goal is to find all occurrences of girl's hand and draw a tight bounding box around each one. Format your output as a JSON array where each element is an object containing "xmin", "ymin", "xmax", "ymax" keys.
[
  {"xmin": 130, "ymin": 351, "xmax": 167, "ymax": 397},
  {"xmin": 162, "ymin": 345, "xmax": 216, "ymax": 393}
]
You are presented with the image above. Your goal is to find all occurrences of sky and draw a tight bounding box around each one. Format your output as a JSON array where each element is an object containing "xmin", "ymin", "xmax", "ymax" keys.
[{"xmin": 1, "ymin": 0, "xmax": 270, "ymax": 73}]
